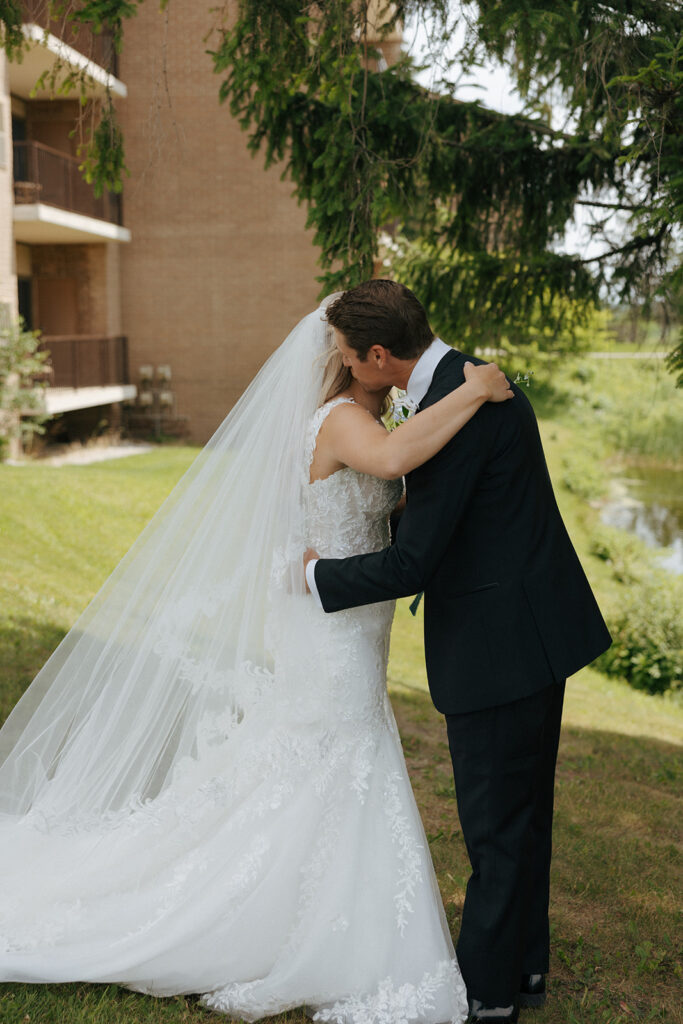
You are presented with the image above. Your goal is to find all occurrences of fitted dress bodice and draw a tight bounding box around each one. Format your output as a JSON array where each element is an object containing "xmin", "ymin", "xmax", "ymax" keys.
[
  {"xmin": 304, "ymin": 397, "xmax": 404, "ymax": 560},
  {"xmin": 286, "ymin": 398, "xmax": 405, "ymax": 728}
]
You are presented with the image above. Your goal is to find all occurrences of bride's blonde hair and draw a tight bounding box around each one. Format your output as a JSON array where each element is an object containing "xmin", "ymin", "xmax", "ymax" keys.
[
  {"xmin": 317, "ymin": 322, "xmax": 393, "ymax": 418},
  {"xmin": 318, "ymin": 324, "xmax": 352, "ymax": 406}
]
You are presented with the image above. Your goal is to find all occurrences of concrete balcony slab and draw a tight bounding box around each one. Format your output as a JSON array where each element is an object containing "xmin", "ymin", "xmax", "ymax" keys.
[
  {"xmin": 13, "ymin": 203, "xmax": 131, "ymax": 243},
  {"xmin": 40, "ymin": 384, "xmax": 137, "ymax": 415},
  {"xmin": 10, "ymin": 23, "xmax": 127, "ymax": 100}
]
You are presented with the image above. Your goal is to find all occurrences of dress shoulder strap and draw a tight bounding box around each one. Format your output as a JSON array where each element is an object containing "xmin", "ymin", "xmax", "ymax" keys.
[{"xmin": 304, "ymin": 397, "xmax": 356, "ymax": 474}]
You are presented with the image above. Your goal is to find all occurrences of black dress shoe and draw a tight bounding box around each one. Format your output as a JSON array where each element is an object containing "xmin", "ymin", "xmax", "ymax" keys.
[
  {"xmin": 467, "ymin": 998, "xmax": 519, "ymax": 1023},
  {"xmin": 519, "ymin": 973, "xmax": 547, "ymax": 1008}
]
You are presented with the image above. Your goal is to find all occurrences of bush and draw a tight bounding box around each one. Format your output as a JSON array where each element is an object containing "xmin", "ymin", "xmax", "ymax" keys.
[
  {"xmin": 588, "ymin": 524, "xmax": 642, "ymax": 584},
  {"xmin": 0, "ymin": 318, "xmax": 50, "ymax": 459},
  {"xmin": 560, "ymin": 448, "xmax": 606, "ymax": 501},
  {"xmin": 596, "ymin": 575, "xmax": 683, "ymax": 696}
]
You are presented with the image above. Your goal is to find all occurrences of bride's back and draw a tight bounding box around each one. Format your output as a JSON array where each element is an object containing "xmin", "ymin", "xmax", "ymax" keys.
[{"xmin": 304, "ymin": 397, "xmax": 402, "ymax": 561}]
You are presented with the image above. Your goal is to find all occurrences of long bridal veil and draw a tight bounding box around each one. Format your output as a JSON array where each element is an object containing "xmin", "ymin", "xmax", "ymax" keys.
[
  {"xmin": 0, "ymin": 304, "xmax": 333, "ymax": 827},
  {"xmin": 1, "ymin": 301, "xmax": 470, "ymax": 1024}
]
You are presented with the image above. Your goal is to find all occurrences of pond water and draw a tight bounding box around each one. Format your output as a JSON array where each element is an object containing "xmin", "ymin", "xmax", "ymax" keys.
[{"xmin": 601, "ymin": 466, "xmax": 683, "ymax": 574}]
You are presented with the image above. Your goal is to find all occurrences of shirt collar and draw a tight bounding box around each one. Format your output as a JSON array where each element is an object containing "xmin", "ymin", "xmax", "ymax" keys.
[{"xmin": 405, "ymin": 338, "xmax": 452, "ymax": 407}]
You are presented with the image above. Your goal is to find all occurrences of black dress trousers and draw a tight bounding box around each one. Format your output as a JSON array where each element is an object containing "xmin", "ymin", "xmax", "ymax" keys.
[{"xmin": 445, "ymin": 680, "xmax": 566, "ymax": 1006}]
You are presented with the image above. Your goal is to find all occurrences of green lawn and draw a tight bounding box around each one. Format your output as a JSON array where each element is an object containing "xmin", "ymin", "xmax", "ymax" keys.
[
  {"xmin": 1, "ymin": 361, "xmax": 682, "ymax": 1023},
  {"xmin": 0, "ymin": 450, "xmax": 197, "ymax": 719}
]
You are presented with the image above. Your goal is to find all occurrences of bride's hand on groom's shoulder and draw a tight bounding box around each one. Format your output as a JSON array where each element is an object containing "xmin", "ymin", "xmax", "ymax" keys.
[{"xmin": 464, "ymin": 360, "xmax": 514, "ymax": 403}]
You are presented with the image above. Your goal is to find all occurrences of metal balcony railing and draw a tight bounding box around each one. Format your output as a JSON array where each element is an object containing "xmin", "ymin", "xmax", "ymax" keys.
[
  {"xmin": 39, "ymin": 335, "xmax": 130, "ymax": 389},
  {"xmin": 22, "ymin": 1, "xmax": 119, "ymax": 77},
  {"xmin": 13, "ymin": 140, "xmax": 123, "ymax": 225}
]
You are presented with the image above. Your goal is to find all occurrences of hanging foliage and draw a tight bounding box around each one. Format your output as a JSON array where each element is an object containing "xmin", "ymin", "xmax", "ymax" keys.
[
  {"xmin": 209, "ymin": 0, "xmax": 681, "ymax": 354},
  {"xmin": 0, "ymin": 0, "xmax": 680, "ymax": 361},
  {"xmin": 1, "ymin": 1, "xmax": 158, "ymax": 194},
  {"xmin": 0, "ymin": 1, "xmax": 24, "ymax": 58}
]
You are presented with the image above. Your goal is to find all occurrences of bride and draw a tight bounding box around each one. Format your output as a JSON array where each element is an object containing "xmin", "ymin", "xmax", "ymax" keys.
[{"xmin": 0, "ymin": 295, "xmax": 511, "ymax": 1023}]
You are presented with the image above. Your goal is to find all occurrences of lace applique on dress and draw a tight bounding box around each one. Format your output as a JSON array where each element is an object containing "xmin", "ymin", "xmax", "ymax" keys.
[{"xmin": 313, "ymin": 960, "xmax": 466, "ymax": 1024}]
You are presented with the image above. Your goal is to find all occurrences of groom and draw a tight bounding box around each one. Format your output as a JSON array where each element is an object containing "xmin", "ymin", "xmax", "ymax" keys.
[{"xmin": 305, "ymin": 280, "xmax": 611, "ymax": 1023}]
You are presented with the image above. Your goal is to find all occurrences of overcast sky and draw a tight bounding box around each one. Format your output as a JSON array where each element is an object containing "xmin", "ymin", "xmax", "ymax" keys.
[
  {"xmin": 404, "ymin": 15, "xmax": 523, "ymax": 113},
  {"xmin": 404, "ymin": 15, "xmax": 602, "ymax": 258}
]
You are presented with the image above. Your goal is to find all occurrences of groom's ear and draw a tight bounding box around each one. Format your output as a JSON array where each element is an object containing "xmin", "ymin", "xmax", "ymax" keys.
[{"xmin": 368, "ymin": 344, "xmax": 390, "ymax": 367}]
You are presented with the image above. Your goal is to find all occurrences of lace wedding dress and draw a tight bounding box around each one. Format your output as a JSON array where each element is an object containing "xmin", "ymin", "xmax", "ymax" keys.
[{"xmin": 0, "ymin": 326, "xmax": 468, "ymax": 1022}]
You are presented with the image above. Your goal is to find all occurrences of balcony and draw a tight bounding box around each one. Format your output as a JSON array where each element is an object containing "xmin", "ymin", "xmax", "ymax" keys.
[
  {"xmin": 22, "ymin": 0, "xmax": 119, "ymax": 75},
  {"xmin": 14, "ymin": 140, "xmax": 122, "ymax": 222},
  {"xmin": 37, "ymin": 335, "xmax": 136, "ymax": 415},
  {"xmin": 41, "ymin": 334, "xmax": 129, "ymax": 388},
  {"xmin": 11, "ymin": 1, "xmax": 126, "ymax": 100},
  {"xmin": 13, "ymin": 140, "xmax": 131, "ymax": 243}
]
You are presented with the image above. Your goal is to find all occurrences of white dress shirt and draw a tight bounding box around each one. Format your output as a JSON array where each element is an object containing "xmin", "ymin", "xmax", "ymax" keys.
[{"xmin": 306, "ymin": 338, "xmax": 453, "ymax": 608}]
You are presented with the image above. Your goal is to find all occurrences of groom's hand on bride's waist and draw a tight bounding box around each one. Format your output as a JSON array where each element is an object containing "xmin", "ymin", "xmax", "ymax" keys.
[{"xmin": 304, "ymin": 548, "xmax": 320, "ymax": 594}]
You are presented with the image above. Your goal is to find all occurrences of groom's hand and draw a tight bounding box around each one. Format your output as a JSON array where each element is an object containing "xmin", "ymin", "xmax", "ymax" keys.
[{"xmin": 304, "ymin": 548, "xmax": 319, "ymax": 593}]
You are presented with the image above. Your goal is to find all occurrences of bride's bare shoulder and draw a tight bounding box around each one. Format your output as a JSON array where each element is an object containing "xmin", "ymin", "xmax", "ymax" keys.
[
  {"xmin": 309, "ymin": 397, "xmax": 378, "ymax": 481},
  {"xmin": 318, "ymin": 395, "xmax": 375, "ymax": 433}
]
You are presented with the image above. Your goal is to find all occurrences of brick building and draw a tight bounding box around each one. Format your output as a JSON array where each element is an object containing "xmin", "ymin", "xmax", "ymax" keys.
[
  {"xmin": 0, "ymin": 4, "xmax": 132, "ymax": 448},
  {"xmin": 116, "ymin": 2, "xmax": 323, "ymax": 441},
  {"xmin": 0, "ymin": 2, "xmax": 400, "ymax": 446}
]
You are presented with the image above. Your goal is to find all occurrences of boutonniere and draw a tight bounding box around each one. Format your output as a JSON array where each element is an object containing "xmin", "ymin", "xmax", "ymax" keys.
[
  {"xmin": 513, "ymin": 371, "xmax": 534, "ymax": 388},
  {"xmin": 388, "ymin": 390, "xmax": 419, "ymax": 429}
]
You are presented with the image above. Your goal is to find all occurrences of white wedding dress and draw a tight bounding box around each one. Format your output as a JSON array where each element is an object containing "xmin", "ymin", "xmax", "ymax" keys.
[{"xmin": 0, "ymin": 398, "xmax": 468, "ymax": 1022}]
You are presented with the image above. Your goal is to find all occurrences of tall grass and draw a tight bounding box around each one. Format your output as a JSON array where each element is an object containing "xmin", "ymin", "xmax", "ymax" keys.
[{"xmin": 520, "ymin": 355, "xmax": 683, "ymax": 467}]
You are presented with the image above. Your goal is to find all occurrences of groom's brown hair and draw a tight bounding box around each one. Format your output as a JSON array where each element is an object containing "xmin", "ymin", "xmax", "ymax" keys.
[{"xmin": 325, "ymin": 279, "xmax": 434, "ymax": 360}]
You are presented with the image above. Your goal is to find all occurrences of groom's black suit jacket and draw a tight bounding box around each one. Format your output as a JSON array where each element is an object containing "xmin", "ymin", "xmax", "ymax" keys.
[{"xmin": 315, "ymin": 350, "xmax": 611, "ymax": 714}]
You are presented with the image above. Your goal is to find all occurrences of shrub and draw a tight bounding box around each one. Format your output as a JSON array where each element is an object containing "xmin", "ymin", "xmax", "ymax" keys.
[
  {"xmin": 588, "ymin": 524, "xmax": 642, "ymax": 585},
  {"xmin": 559, "ymin": 444, "xmax": 607, "ymax": 502},
  {"xmin": 596, "ymin": 574, "xmax": 683, "ymax": 696},
  {"xmin": 0, "ymin": 319, "xmax": 50, "ymax": 459}
]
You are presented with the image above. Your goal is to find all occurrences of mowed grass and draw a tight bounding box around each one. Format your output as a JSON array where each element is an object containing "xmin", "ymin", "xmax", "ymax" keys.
[
  {"xmin": 0, "ymin": 450, "xmax": 198, "ymax": 721},
  {"xmin": 389, "ymin": 599, "xmax": 682, "ymax": 1024},
  {"xmin": 1, "ymin": 438, "xmax": 682, "ymax": 1024}
]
